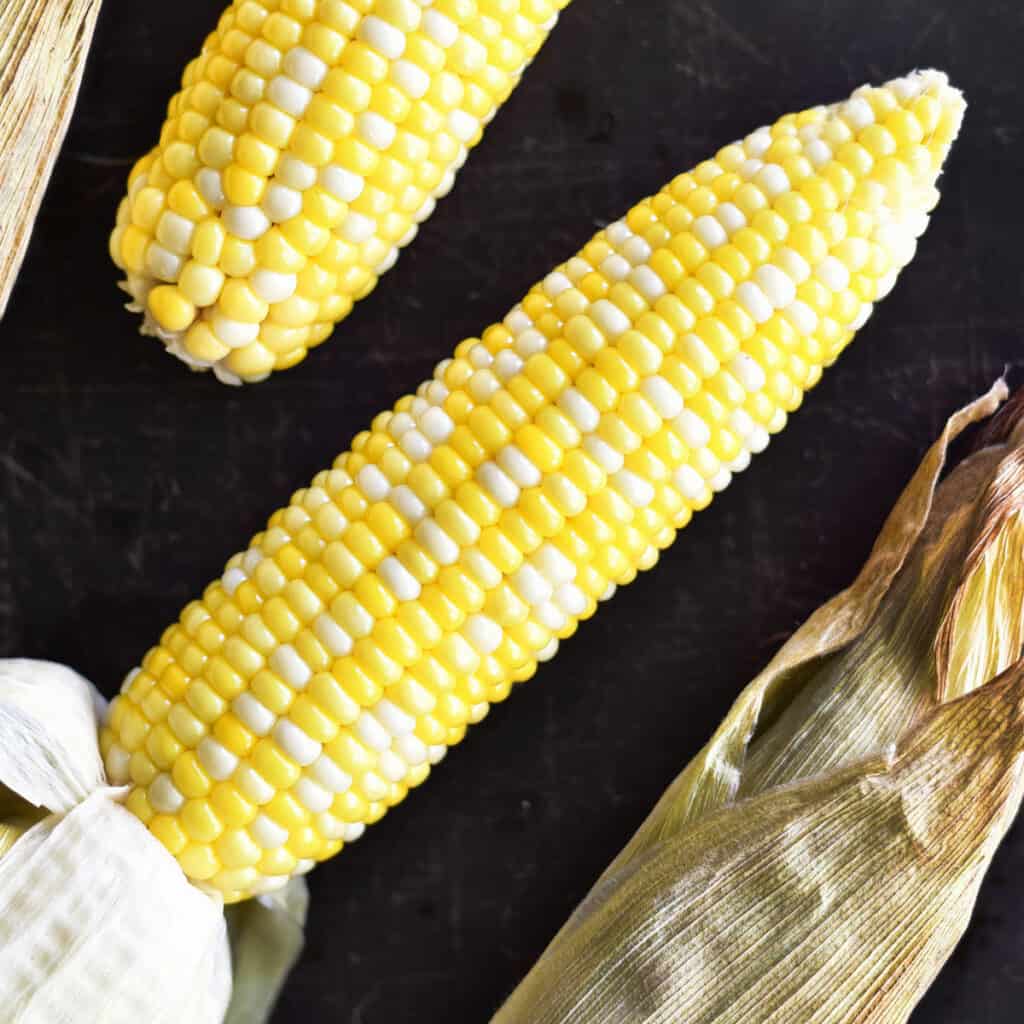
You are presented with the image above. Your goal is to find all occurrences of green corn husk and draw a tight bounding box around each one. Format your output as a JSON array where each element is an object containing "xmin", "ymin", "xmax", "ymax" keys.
[{"xmin": 495, "ymin": 379, "xmax": 1024, "ymax": 1024}]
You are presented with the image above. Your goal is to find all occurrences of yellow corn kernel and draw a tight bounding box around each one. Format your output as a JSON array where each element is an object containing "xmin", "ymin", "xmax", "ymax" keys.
[
  {"xmin": 219, "ymin": 279, "xmax": 270, "ymax": 322},
  {"xmin": 132, "ymin": 187, "xmax": 166, "ymax": 230},
  {"xmin": 178, "ymin": 843, "xmax": 220, "ymax": 880},
  {"xmin": 172, "ymin": 751, "xmax": 213, "ymax": 799},
  {"xmin": 191, "ymin": 218, "xmax": 227, "ymax": 266},
  {"xmin": 163, "ymin": 141, "xmax": 200, "ymax": 179},
  {"xmin": 216, "ymin": 828, "xmax": 262, "ymax": 868},
  {"xmin": 167, "ymin": 180, "xmax": 210, "ymax": 221},
  {"xmin": 116, "ymin": 226, "xmax": 149, "ymax": 275},
  {"xmin": 180, "ymin": 800, "xmax": 223, "ymax": 844},
  {"xmin": 224, "ymin": 343, "xmax": 277, "ymax": 379},
  {"xmin": 254, "ymin": 228, "xmax": 306, "ymax": 274},
  {"xmin": 184, "ymin": 322, "xmax": 231, "ymax": 362},
  {"xmin": 219, "ymin": 236, "xmax": 257, "ymax": 277},
  {"xmin": 148, "ymin": 286, "xmax": 196, "ymax": 332},
  {"xmin": 150, "ymin": 816, "xmax": 189, "ymax": 856},
  {"xmin": 129, "ymin": 751, "xmax": 158, "ymax": 788},
  {"xmin": 179, "ymin": 262, "xmax": 226, "ymax": 307},
  {"xmin": 223, "ymin": 164, "xmax": 266, "ymax": 206},
  {"xmin": 210, "ymin": 783, "xmax": 258, "ymax": 828}
]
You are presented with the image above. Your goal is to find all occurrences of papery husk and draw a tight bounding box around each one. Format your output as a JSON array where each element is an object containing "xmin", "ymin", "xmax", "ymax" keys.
[
  {"xmin": 0, "ymin": 660, "xmax": 307, "ymax": 1024},
  {"xmin": 0, "ymin": 786, "xmax": 46, "ymax": 858},
  {"xmin": 224, "ymin": 877, "xmax": 309, "ymax": 1024},
  {"xmin": 0, "ymin": 791, "xmax": 232, "ymax": 1023},
  {"xmin": 495, "ymin": 380, "xmax": 1024, "ymax": 1024},
  {"xmin": 0, "ymin": 0, "xmax": 103, "ymax": 318},
  {"xmin": 0, "ymin": 661, "xmax": 106, "ymax": 813},
  {"xmin": 494, "ymin": 661, "xmax": 1024, "ymax": 1024}
]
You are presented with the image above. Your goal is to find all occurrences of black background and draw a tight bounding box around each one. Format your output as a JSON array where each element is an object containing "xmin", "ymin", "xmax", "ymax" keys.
[{"xmin": 2, "ymin": 1, "xmax": 1023, "ymax": 1020}]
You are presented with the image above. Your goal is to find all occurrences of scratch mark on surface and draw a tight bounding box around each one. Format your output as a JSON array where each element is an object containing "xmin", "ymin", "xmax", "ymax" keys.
[
  {"xmin": 0, "ymin": 499, "xmax": 14, "ymax": 653},
  {"xmin": 911, "ymin": 11, "xmax": 945, "ymax": 52},
  {"xmin": 0, "ymin": 453, "xmax": 81, "ymax": 518},
  {"xmin": 66, "ymin": 151, "xmax": 134, "ymax": 168},
  {"xmin": 673, "ymin": 60, "xmax": 729, "ymax": 90},
  {"xmin": 692, "ymin": 2, "xmax": 771, "ymax": 66},
  {"xmin": 349, "ymin": 983, "xmax": 380, "ymax": 1023},
  {"xmin": 447, "ymin": 832, "xmax": 465, "ymax": 957}
]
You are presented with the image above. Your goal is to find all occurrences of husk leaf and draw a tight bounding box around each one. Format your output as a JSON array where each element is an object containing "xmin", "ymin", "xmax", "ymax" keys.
[
  {"xmin": 0, "ymin": 660, "xmax": 106, "ymax": 813},
  {"xmin": 495, "ymin": 381, "xmax": 1024, "ymax": 1024},
  {"xmin": 494, "ymin": 661, "xmax": 1024, "ymax": 1024},
  {"xmin": 0, "ymin": 791, "xmax": 232, "ymax": 1023},
  {"xmin": 0, "ymin": 0, "xmax": 103, "ymax": 318},
  {"xmin": 224, "ymin": 877, "xmax": 309, "ymax": 1024}
]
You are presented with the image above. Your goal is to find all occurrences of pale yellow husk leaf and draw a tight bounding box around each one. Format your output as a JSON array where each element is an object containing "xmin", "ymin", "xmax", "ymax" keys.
[
  {"xmin": 495, "ymin": 380, "xmax": 1024, "ymax": 1024},
  {"xmin": 0, "ymin": 659, "xmax": 307, "ymax": 1023},
  {"xmin": 224, "ymin": 877, "xmax": 309, "ymax": 1024},
  {"xmin": 0, "ymin": 0, "xmax": 103, "ymax": 318}
]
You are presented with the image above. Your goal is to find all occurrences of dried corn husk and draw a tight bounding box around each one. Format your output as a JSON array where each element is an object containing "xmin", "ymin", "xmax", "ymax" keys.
[
  {"xmin": 0, "ymin": 0, "xmax": 103, "ymax": 318},
  {"xmin": 495, "ymin": 380, "xmax": 1024, "ymax": 1024},
  {"xmin": 0, "ymin": 659, "xmax": 307, "ymax": 1023}
]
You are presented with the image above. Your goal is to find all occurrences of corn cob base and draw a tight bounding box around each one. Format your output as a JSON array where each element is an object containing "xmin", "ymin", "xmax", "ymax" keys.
[
  {"xmin": 102, "ymin": 70, "xmax": 964, "ymax": 902},
  {"xmin": 110, "ymin": 0, "xmax": 569, "ymax": 385}
]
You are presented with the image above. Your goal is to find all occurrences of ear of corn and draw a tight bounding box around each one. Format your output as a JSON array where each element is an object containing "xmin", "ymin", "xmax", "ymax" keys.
[
  {"xmin": 109, "ymin": 0, "xmax": 570, "ymax": 384},
  {"xmin": 101, "ymin": 70, "xmax": 964, "ymax": 903}
]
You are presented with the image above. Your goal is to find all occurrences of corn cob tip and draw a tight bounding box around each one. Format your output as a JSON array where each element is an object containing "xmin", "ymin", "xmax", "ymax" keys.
[
  {"xmin": 888, "ymin": 67, "xmax": 965, "ymax": 156},
  {"xmin": 103, "ymin": 68, "xmax": 963, "ymax": 902}
]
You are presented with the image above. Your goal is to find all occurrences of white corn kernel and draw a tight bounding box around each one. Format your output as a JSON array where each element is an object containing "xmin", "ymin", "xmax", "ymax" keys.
[
  {"xmin": 282, "ymin": 46, "xmax": 327, "ymax": 89},
  {"xmin": 251, "ymin": 814, "xmax": 289, "ymax": 849},
  {"xmin": 274, "ymin": 719, "xmax": 321, "ymax": 766},
  {"xmin": 268, "ymin": 75, "xmax": 311, "ymax": 117},
  {"xmin": 359, "ymin": 16, "xmax": 407, "ymax": 59},
  {"xmin": 149, "ymin": 774, "xmax": 185, "ymax": 813},
  {"xmin": 250, "ymin": 269, "xmax": 297, "ymax": 302},
  {"xmin": 295, "ymin": 777, "xmax": 333, "ymax": 813},
  {"xmin": 223, "ymin": 205, "xmax": 269, "ymax": 241},
  {"xmin": 233, "ymin": 693, "xmax": 275, "ymax": 736},
  {"xmin": 310, "ymin": 754, "xmax": 352, "ymax": 793},
  {"xmin": 320, "ymin": 164, "xmax": 364, "ymax": 202},
  {"xmin": 379, "ymin": 556, "xmax": 421, "ymax": 601},
  {"xmin": 269, "ymin": 644, "xmax": 312, "ymax": 690},
  {"xmin": 197, "ymin": 738, "xmax": 238, "ymax": 781}
]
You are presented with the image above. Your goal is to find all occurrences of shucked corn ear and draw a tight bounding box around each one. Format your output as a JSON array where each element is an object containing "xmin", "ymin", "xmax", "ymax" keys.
[
  {"xmin": 101, "ymin": 70, "xmax": 965, "ymax": 902},
  {"xmin": 109, "ymin": 0, "xmax": 570, "ymax": 384}
]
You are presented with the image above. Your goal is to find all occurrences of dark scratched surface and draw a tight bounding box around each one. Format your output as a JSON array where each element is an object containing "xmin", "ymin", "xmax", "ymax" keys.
[{"xmin": 2, "ymin": 1, "xmax": 1023, "ymax": 1020}]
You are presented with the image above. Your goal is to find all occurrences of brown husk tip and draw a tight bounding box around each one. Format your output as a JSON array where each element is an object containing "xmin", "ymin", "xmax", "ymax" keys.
[{"xmin": 970, "ymin": 376, "xmax": 1024, "ymax": 451}]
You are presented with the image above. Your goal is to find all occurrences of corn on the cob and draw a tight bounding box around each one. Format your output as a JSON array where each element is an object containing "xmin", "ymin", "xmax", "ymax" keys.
[
  {"xmin": 109, "ymin": 0, "xmax": 569, "ymax": 384},
  {"xmin": 101, "ymin": 70, "xmax": 964, "ymax": 903}
]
